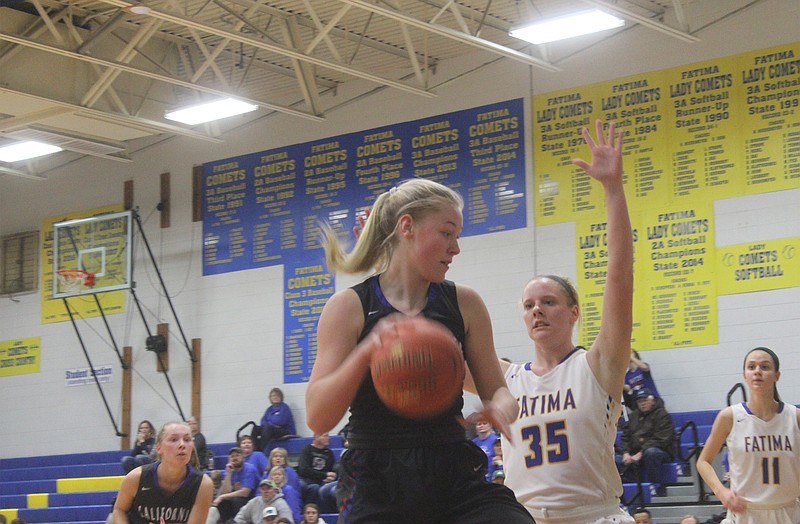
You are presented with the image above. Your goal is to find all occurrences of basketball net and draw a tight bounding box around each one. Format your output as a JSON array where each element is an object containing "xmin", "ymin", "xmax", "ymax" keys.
[{"xmin": 56, "ymin": 269, "xmax": 95, "ymax": 294}]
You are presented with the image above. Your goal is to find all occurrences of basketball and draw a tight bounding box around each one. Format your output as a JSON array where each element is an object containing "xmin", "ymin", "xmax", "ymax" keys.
[{"xmin": 370, "ymin": 316, "xmax": 465, "ymax": 420}]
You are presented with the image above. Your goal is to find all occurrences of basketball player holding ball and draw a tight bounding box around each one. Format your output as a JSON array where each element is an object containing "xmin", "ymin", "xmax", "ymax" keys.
[{"xmin": 306, "ymin": 178, "xmax": 533, "ymax": 523}]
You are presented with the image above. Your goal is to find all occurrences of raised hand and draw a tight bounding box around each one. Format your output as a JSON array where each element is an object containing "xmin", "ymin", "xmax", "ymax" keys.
[{"xmin": 572, "ymin": 119, "xmax": 624, "ymax": 187}]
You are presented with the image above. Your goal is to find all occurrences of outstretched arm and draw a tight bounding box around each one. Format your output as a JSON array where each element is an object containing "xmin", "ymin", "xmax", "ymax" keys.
[{"xmin": 577, "ymin": 120, "xmax": 633, "ymax": 399}]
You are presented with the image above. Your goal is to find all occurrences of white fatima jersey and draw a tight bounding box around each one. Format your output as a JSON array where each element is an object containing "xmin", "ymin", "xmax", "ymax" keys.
[
  {"xmin": 504, "ymin": 349, "xmax": 623, "ymax": 513},
  {"xmin": 726, "ymin": 402, "xmax": 800, "ymax": 507}
]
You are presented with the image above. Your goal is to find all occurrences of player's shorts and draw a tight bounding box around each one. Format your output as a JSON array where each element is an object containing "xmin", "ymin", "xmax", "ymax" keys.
[
  {"xmin": 526, "ymin": 501, "xmax": 634, "ymax": 524},
  {"xmin": 721, "ymin": 498, "xmax": 800, "ymax": 524},
  {"xmin": 336, "ymin": 440, "xmax": 534, "ymax": 524}
]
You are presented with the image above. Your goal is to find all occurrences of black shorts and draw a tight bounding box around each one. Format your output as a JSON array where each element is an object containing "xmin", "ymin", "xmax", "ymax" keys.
[{"xmin": 336, "ymin": 441, "xmax": 534, "ymax": 524}]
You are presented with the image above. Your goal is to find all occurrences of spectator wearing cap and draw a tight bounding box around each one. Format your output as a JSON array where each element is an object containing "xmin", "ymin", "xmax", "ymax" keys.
[
  {"xmin": 206, "ymin": 447, "xmax": 261, "ymax": 524},
  {"xmin": 262, "ymin": 506, "xmax": 279, "ymax": 523},
  {"xmin": 232, "ymin": 478, "xmax": 295, "ymax": 524},
  {"xmin": 623, "ymin": 350, "xmax": 661, "ymax": 412},
  {"xmin": 618, "ymin": 387, "xmax": 676, "ymax": 496},
  {"xmin": 492, "ymin": 469, "xmax": 505, "ymax": 485}
]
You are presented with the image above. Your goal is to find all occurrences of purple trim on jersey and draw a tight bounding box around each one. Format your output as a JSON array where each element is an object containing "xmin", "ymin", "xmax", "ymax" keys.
[
  {"xmin": 371, "ymin": 275, "xmax": 440, "ymax": 310},
  {"xmin": 151, "ymin": 462, "xmax": 196, "ymax": 491},
  {"xmin": 523, "ymin": 346, "xmax": 582, "ymax": 371},
  {"xmin": 742, "ymin": 401, "xmax": 785, "ymax": 415}
]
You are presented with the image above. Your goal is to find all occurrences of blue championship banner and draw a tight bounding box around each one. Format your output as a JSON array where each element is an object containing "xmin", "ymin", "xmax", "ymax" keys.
[
  {"xmin": 202, "ymin": 99, "xmax": 527, "ymax": 275},
  {"xmin": 283, "ymin": 260, "xmax": 334, "ymax": 383}
]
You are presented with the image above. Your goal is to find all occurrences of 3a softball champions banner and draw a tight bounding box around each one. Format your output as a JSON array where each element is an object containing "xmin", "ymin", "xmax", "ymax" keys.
[
  {"xmin": 536, "ymin": 42, "xmax": 800, "ymax": 350},
  {"xmin": 202, "ymin": 98, "xmax": 526, "ymax": 276}
]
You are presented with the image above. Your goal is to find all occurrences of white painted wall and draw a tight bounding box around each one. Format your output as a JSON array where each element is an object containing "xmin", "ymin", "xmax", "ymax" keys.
[{"xmin": 1, "ymin": 0, "xmax": 798, "ymax": 458}]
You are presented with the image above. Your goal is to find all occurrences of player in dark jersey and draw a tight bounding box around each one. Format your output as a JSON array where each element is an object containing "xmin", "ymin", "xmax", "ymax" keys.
[
  {"xmin": 306, "ymin": 178, "xmax": 533, "ymax": 523},
  {"xmin": 114, "ymin": 421, "xmax": 214, "ymax": 524}
]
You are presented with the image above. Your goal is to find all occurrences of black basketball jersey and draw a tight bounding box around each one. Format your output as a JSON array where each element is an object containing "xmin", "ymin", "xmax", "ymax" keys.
[
  {"xmin": 127, "ymin": 462, "xmax": 204, "ymax": 524},
  {"xmin": 347, "ymin": 275, "xmax": 467, "ymax": 449}
]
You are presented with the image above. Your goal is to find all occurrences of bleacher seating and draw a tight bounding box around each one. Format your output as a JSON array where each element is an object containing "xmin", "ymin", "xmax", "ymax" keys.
[
  {"xmin": 2, "ymin": 412, "xmax": 721, "ymax": 524},
  {"xmin": 0, "ymin": 435, "xmax": 347, "ymax": 523},
  {"xmin": 0, "ymin": 450, "xmax": 125, "ymax": 524}
]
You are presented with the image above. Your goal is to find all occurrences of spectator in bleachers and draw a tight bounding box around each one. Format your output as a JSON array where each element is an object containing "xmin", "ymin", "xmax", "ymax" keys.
[
  {"xmin": 206, "ymin": 446, "xmax": 261, "ymax": 524},
  {"xmin": 697, "ymin": 346, "xmax": 800, "ymax": 523},
  {"xmin": 121, "ymin": 420, "xmax": 156, "ymax": 473},
  {"xmin": 679, "ymin": 515, "xmax": 699, "ymax": 524},
  {"xmin": 618, "ymin": 387, "xmax": 675, "ymax": 496},
  {"xmin": 623, "ymin": 350, "xmax": 661, "ymax": 412},
  {"xmin": 471, "ymin": 415, "xmax": 498, "ymax": 481},
  {"xmin": 240, "ymin": 434, "xmax": 269, "ymax": 475},
  {"xmin": 489, "ymin": 436, "xmax": 504, "ymax": 481},
  {"xmin": 268, "ymin": 465, "xmax": 302, "ymax": 524},
  {"xmin": 275, "ymin": 519, "xmax": 292, "ymax": 524},
  {"xmin": 296, "ymin": 433, "xmax": 336, "ymax": 507},
  {"xmin": 632, "ymin": 508, "xmax": 652, "ymax": 523},
  {"xmin": 259, "ymin": 387, "xmax": 297, "ymax": 453},
  {"xmin": 210, "ymin": 470, "xmax": 223, "ymax": 498},
  {"xmin": 0, "ymin": 515, "xmax": 6, "ymax": 524},
  {"xmin": 189, "ymin": 415, "xmax": 214, "ymax": 470},
  {"xmin": 299, "ymin": 503, "xmax": 327, "ymax": 524},
  {"xmin": 268, "ymin": 447, "xmax": 300, "ymax": 491},
  {"xmin": 261, "ymin": 506, "xmax": 279, "ymax": 523},
  {"xmin": 10, "ymin": 519, "xmax": 27, "ymax": 524},
  {"xmin": 492, "ymin": 469, "xmax": 505, "ymax": 485},
  {"xmin": 114, "ymin": 421, "xmax": 213, "ymax": 523},
  {"xmin": 232, "ymin": 479, "xmax": 294, "ymax": 524}
]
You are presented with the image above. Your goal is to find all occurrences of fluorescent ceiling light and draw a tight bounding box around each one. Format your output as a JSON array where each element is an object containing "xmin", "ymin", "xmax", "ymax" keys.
[
  {"xmin": 510, "ymin": 9, "xmax": 625, "ymax": 45},
  {"xmin": 124, "ymin": 5, "xmax": 152, "ymax": 14},
  {"xmin": 165, "ymin": 98, "xmax": 259, "ymax": 125},
  {"xmin": 0, "ymin": 141, "xmax": 63, "ymax": 162}
]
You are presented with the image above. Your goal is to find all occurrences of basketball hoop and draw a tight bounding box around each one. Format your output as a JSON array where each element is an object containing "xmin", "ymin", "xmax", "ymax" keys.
[{"xmin": 56, "ymin": 269, "xmax": 95, "ymax": 294}]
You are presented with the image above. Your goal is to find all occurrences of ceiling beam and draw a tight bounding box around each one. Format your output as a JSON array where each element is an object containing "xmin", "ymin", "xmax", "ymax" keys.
[
  {"xmin": 0, "ymin": 86, "xmax": 224, "ymax": 142},
  {"xmin": 93, "ymin": 0, "xmax": 439, "ymax": 98},
  {"xmin": 0, "ymin": 29, "xmax": 325, "ymax": 121},
  {"xmin": 338, "ymin": 0, "xmax": 561, "ymax": 71}
]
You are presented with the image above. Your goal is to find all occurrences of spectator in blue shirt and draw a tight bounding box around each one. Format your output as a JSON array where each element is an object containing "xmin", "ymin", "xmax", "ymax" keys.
[
  {"xmin": 260, "ymin": 388, "xmax": 297, "ymax": 452},
  {"xmin": 207, "ymin": 446, "xmax": 261, "ymax": 524},
  {"xmin": 471, "ymin": 416, "xmax": 498, "ymax": 481}
]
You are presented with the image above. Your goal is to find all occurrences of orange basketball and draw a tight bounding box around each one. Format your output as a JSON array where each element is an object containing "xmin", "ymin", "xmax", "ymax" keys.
[{"xmin": 370, "ymin": 316, "xmax": 465, "ymax": 420}]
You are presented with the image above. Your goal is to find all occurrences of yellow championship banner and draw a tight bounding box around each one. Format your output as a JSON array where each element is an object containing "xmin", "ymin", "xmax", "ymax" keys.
[
  {"xmin": 665, "ymin": 54, "xmax": 745, "ymax": 201},
  {"xmin": 641, "ymin": 202, "xmax": 717, "ymax": 349},
  {"xmin": 716, "ymin": 238, "xmax": 800, "ymax": 294},
  {"xmin": 576, "ymin": 211, "xmax": 649, "ymax": 348},
  {"xmin": 594, "ymin": 70, "xmax": 671, "ymax": 213},
  {"xmin": 534, "ymin": 42, "xmax": 800, "ymax": 227},
  {"xmin": 0, "ymin": 337, "xmax": 41, "ymax": 377},
  {"xmin": 41, "ymin": 205, "xmax": 127, "ymax": 324},
  {"xmin": 737, "ymin": 42, "xmax": 800, "ymax": 192},
  {"xmin": 533, "ymin": 86, "xmax": 599, "ymax": 225}
]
